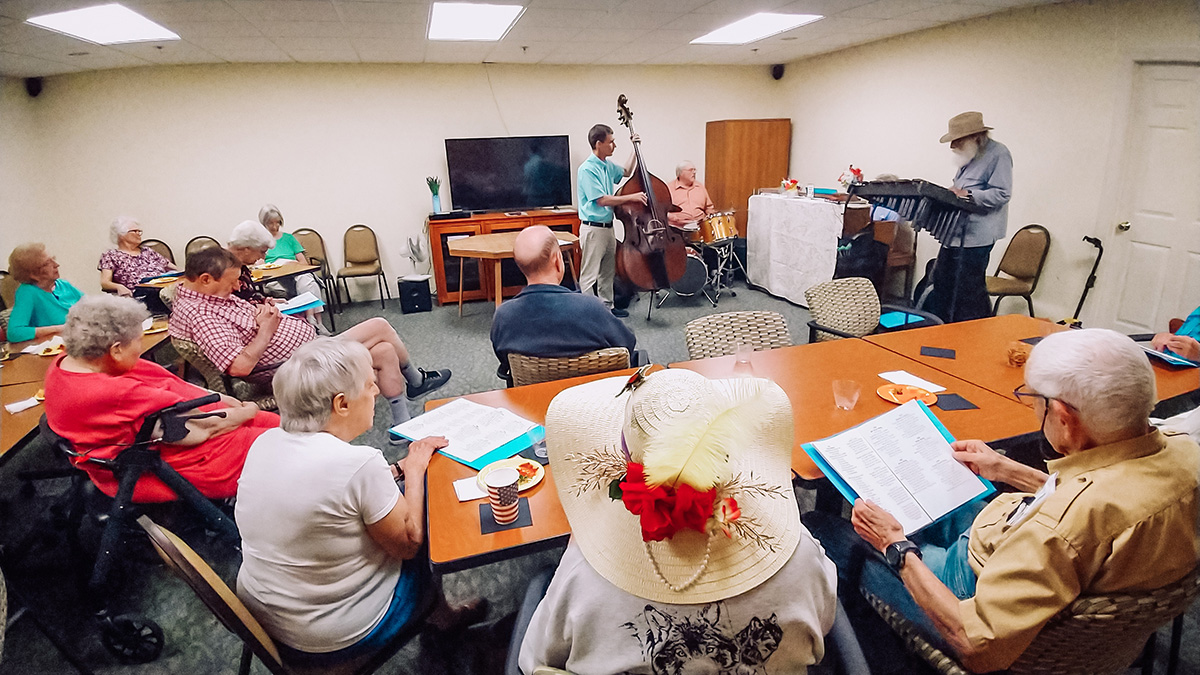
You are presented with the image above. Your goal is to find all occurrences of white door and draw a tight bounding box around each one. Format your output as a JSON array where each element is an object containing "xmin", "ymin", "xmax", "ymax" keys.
[{"xmin": 1099, "ymin": 63, "xmax": 1200, "ymax": 332}]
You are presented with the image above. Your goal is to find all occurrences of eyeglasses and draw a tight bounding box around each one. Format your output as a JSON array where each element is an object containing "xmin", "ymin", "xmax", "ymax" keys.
[{"xmin": 1012, "ymin": 384, "xmax": 1045, "ymax": 407}]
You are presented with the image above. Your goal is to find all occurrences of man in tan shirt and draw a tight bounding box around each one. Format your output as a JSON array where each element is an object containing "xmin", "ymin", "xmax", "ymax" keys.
[
  {"xmin": 667, "ymin": 161, "xmax": 715, "ymax": 227},
  {"xmin": 806, "ymin": 328, "xmax": 1200, "ymax": 674}
]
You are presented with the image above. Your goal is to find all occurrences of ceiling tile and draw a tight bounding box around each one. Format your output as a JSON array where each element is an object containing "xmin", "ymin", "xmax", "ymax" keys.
[
  {"xmin": 528, "ymin": 0, "xmax": 623, "ymax": 9},
  {"xmin": 517, "ymin": 8, "xmax": 610, "ymax": 29},
  {"xmin": 166, "ymin": 20, "xmax": 265, "ymax": 38},
  {"xmin": 424, "ymin": 41, "xmax": 493, "ymax": 63},
  {"xmin": 840, "ymin": 0, "xmax": 946, "ymax": 21},
  {"xmin": 616, "ymin": 0, "xmax": 709, "ymax": 12},
  {"xmin": 110, "ymin": 40, "xmax": 223, "ymax": 65},
  {"xmin": 776, "ymin": 0, "xmax": 878, "ymax": 14},
  {"xmin": 342, "ymin": 22, "xmax": 426, "ymax": 39},
  {"xmin": 351, "ymin": 38, "xmax": 425, "ymax": 62},
  {"xmin": 484, "ymin": 40, "xmax": 558, "ymax": 63},
  {"xmin": 335, "ymin": 2, "xmax": 428, "ymax": 24},
  {"xmin": 255, "ymin": 21, "xmax": 351, "ymax": 37},
  {"xmin": 692, "ymin": 0, "xmax": 795, "ymax": 14},
  {"xmin": 0, "ymin": 51, "xmax": 82, "ymax": 77},
  {"xmin": 133, "ymin": 1, "xmax": 247, "ymax": 23},
  {"xmin": 271, "ymin": 36, "xmax": 356, "ymax": 52},
  {"xmin": 229, "ymin": 0, "xmax": 342, "ymax": 23},
  {"xmin": 188, "ymin": 35, "xmax": 281, "ymax": 51},
  {"xmin": 900, "ymin": 3, "xmax": 1001, "ymax": 22},
  {"xmin": 203, "ymin": 49, "xmax": 291, "ymax": 62},
  {"xmin": 501, "ymin": 21, "xmax": 581, "ymax": 43},
  {"xmin": 572, "ymin": 27, "xmax": 652, "ymax": 43},
  {"xmin": 286, "ymin": 48, "xmax": 360, "ymax": 62}
]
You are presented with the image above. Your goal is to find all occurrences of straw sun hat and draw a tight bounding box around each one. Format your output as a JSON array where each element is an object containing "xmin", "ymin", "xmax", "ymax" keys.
[
  {"xmin": 545, "ymin": 368, "xmax": 800, "ymax": 604},
  {"xmin": 939, "ymin": 111, "xmax": 992, "ymax": 144}
]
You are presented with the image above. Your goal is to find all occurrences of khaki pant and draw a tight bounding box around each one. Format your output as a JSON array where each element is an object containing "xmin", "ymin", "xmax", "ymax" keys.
[{"xmin": 579, "ymin": 224, "xmax": 615, "ymax": 307}]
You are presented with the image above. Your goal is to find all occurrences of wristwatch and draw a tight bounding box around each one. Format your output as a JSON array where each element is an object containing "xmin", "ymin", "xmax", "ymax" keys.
[{"xmin": 885, "ymin": 540, "xmax": 922, "ymax": 572}]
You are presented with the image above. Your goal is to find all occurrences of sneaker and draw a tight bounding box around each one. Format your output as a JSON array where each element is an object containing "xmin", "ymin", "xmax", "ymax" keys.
[
  {"xmin": 406, "ymin": 368, "xmax": 452, "ymax": 399},
  {"xmin": 611, "ymin": 307, "xmax": 630, "ymax": 318}
]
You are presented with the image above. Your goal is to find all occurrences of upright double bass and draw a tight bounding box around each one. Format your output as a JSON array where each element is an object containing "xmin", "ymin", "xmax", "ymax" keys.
[{"xmin": 613, "ymin": 94, "xmax": 687, "ymax": 297}]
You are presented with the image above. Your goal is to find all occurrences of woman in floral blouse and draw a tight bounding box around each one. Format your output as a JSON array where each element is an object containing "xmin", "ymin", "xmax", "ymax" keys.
[{"xmin": 98, "ymin": 216, "xmax": 177, "ymax": 296}]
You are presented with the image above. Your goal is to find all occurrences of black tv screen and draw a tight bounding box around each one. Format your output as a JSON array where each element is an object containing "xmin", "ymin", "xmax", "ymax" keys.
[{"xmin": 445, "ymin": 135, "xmax": 572, "ymax": 212}]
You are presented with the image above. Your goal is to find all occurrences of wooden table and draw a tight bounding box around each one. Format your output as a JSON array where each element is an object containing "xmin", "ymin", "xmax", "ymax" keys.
[
  {"xmin": 0, "ymin": 353, "xmax": 51, "ymax": 387},
  {"xmin": 670, "ymin": 340, "xmax": 1039, "ymax": 479},
  {"xmin": 864, "ymin": 314, "xmax": 1198, "ymax": 403},
  {"xmin": 250, "ymin": 260, "xmax": 320, "ymax": 285},
  {"xmin": 1, "ymin": 327, "xmax": 171, "ymax": 463},
  {"xmin": 424, "ymin": 366, "xmax": 654, "ymax": 573},
  {"xmin": 448, "ymin": 231, "xmax": 579, "ymax": 315}
]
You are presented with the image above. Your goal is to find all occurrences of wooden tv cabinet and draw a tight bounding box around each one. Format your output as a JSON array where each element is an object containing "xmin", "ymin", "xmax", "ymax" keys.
[{"xmin": 427, "ymin": 210, "xmax": 581, "ymax": 306}]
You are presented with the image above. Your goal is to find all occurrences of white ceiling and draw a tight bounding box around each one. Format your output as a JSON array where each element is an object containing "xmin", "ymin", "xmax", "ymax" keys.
[{"xmin": 0, "ymin": 0, "xmax": 1058, "ymax": 78}]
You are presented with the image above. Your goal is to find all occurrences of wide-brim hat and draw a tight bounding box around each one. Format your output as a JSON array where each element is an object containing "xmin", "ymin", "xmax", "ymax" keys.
[
  {"xmin": 940, "ymin": 111, "xmax": 992, "ymax": 143},
  {"xmin": 546, "ymin": 369, "xmax": 800, "ymax": 604}
]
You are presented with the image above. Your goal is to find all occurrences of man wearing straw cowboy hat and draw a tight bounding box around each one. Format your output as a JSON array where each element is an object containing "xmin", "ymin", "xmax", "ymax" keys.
[
  {"xmin": 924, "ymin": 111, "xmax": 1013, "ymax": 323},
  {"xmin": 519, "ymin": 369, "xmax": 837, "ymax": 674}
]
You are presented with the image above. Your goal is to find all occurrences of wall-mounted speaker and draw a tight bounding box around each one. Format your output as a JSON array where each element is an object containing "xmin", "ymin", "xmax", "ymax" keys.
[
  {"xmin": 770, "ymin": 64, "xmax": 785, "ymax": 81},
  {"xmin": 24, "ymin": 77, "xmax": 43, "ymax": 97}
]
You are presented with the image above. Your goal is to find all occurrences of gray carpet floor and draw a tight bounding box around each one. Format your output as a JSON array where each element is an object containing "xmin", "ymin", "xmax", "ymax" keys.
[{"xmin": 1, "ymin": 281, "xmax": 1196, "ymax": 674}]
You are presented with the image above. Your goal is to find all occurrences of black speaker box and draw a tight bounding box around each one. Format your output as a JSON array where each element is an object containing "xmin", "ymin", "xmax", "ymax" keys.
[{"xmin": 398, "ymin": 278, "xmax": 432, "ymax": 314}]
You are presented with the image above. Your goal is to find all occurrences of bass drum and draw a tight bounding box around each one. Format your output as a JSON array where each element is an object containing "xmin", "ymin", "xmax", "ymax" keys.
[{"xmin": 671, "ymin": 248, "xmax": 708, "ymax": 296}]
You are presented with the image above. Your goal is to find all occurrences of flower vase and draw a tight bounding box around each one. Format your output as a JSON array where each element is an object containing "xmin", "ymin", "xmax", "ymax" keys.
[{"xmin": 431, "ymin": 194, "xmax": 442, "ymax": 214}]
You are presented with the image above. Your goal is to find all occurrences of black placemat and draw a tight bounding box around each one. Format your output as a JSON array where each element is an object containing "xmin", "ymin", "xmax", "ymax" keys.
[
  {"xmin": 920, "ymin": 346, "xmax": 956, "ymax": 359},
  {"xmin": 479, "ymin": 498, "xmax": 532, "ymax": 534},
  {"xmin": 518, "ymin": 442, "xmax": 549, "ymax": 466},
  {"xmin": 936, "ymin": 393, "xmax": 979, "ymax": 411},
  {"xmin": 1020, "ymin": 336, "xmax": 1044, "ymax": 346}
]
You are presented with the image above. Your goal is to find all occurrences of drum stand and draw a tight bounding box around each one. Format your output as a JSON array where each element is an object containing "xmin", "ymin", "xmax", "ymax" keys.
[
  {"xmin": 655, "ymin": 284, "xmax": 716, "ymax": 311},
  {"xmin": 706, "ymin": 240, "xmax": 744, "ymax": 302}
]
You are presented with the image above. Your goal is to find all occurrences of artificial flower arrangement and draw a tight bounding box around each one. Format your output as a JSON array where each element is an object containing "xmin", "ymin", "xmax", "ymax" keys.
[
  {"xmin": 779, "ymin": 178, "xmax": 800, "ymax": 193},
  {"xmin": 838, "ymin": 165, "xmax": 864, "ymax": 190}
]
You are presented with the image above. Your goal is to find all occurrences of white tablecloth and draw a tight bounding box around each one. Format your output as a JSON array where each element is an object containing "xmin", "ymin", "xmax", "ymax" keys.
[{"xmin": 746, "ymin": 194, "xmax": 843, "ymax": 307}]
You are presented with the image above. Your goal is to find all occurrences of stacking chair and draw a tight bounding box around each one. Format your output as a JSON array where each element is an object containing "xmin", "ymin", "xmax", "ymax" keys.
[
  {"xmin": 683, "ymin": 310, "xmax": 791, "ymax": 360},
  {"xmin": 504, "ymin": 566, "xmax": 871, "ymax": 675},
  {"xmin": 863, "ymin": 564, "xmax": 1200, "ymax": 675},
  {"xmin": 1, "ymin": 269, "xmax": 17, "ymax": 308},
  {"xmin": 338, "ymin": 224, "xmax": 391, "ymax": 309},
  {"xmin": 986, "ymin": 224, "xmax": 1051, "ymax": 316},
  {"xmin": 171, "ymin": 337, "xmax": 277, "ymax": 411},
  {"xmin": 39, "ymin": 395, "xmax": 242, "ymax": 663},
  {"xmin": 805, "ymin": 277, "xmax": 941, "ymax": 343},
  {"xmin": 141, "ymin": 239, "xmax": 174, "ymax": 264},
  {"xmin": 508, "ymin": 347, "xmax": 630, "ymax": 388},
  {"xmin": 184, "ymin": 235, "xmax": 221, "ymax": 260},
  {"xmin": 138, "ymin": 515, "xmax": 439, "ymax": 675},
  {"xmin": 292, "ymin": 227, "xmax": 340, "ymax": 317}
]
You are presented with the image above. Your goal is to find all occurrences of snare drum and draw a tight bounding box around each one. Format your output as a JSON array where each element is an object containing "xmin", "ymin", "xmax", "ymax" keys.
[
  {"xmin": 671, "ymin": 248, "xmax": 708, "ymax": 296},
  {"xmin": 681, "ymin": 222, "xmax": 702, "ymax": 244},
  {"xmin": 701, "ymin": 211, "xmax": 738, "ymax": 244}
]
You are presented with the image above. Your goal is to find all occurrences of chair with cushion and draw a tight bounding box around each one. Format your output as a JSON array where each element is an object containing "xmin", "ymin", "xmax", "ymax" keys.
[
  {"xmin": 683, "ymin": 310, "xmax": 791, "ymax": 360},
  {"xmin": 338, "ymin": 224, "xmax": 390, "ymax": 309},
  {"xmin": 292, "ymin": 227, "xmax": 340, "ymax": 318},
  {"xmin": 863, "ymin": 564, "xmax": 1200, "ymax": 675},
  {"xmin": 986, "ymin": 224, "xmax": 1051, "ymax": 316},
  {"xmin": 142, "ymin": 239, "xmax": 174, "ymax": 264},
  {"xmin": 508, "ymin": 347, "xmax": 630, "ymax": 388},
  {"xmin": 805, "ymin": 277, "xmax": 942, "ymax": 343},
  {"xmin": 184, "ymin": 236, "xmax": 221, "ymax": 260},
  {"xmin": 170, "ymin": 337, "xmax": 277, "ymax": 411},
  {"xmin": 1, "ymin": 269, "xmax": 18, "ymax": 309},
  {"xmin": 138, "ymin": 515, "xmax": 437, "ymax": 675}
]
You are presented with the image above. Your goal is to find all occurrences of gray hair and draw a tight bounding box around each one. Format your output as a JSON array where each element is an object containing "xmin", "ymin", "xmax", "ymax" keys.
[
  {"xmin": 874, "ymin": 173, "xmax": 900, "ymax": 182},
  {"xmin": 675, "ymin": 161, "xmax": 695, "ymax": 178},
  {"xmin": 274, "ymin": 338, "xmax": 375, "ymax": 433},
  {"xmin": 229, "ymin": 220, "xmax": 275, "ymax": 249},
  {"xmin": 1025, "ymin": 328, "xmax": 1154, "ymax": 440},
  {"xmin": 110, "ymin": 216, "xmax": 140, "ymax": 245},
  {"xmin": 62, "ymin": 294, "xmax": 149, "ymax": 361},
  {"xmin": 8, "ymin": 242, "xmax": 47, "ymax": 284},
  {"xmin": 258, "ymin": 204, "xmax": 283, "ymax": 227}
]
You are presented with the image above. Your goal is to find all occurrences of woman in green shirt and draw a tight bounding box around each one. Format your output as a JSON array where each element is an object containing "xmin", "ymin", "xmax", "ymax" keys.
[
  {"xmin": 258, "ymin": 204, "xmax": 326, "ymax": 313},
  {"xmin": 7, "ymin": 242, "xmax": 84, "ymax": 343}
]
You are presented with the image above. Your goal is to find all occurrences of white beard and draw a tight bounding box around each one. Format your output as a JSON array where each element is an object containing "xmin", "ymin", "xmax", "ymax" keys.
[{"xmin": 952, "ymin": 140, "xmax": 979, "ymax": 168}]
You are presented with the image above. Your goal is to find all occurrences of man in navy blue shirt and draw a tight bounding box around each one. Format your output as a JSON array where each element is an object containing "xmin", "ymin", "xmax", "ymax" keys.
[{"xmin": 491, "ymin": 226, "xmax": 640, "ymax": 385}]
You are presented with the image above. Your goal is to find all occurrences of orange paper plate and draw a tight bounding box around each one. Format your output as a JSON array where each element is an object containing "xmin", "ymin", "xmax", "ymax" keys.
[{"xmin": 877, "ymin": 384, "xmax": 938, "ymax": 405}]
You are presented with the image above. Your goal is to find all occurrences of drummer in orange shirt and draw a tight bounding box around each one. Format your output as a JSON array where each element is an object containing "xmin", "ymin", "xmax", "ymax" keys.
[{"xmin": 666, "ymin": 161, "xmax": 715, "ymax": 229}]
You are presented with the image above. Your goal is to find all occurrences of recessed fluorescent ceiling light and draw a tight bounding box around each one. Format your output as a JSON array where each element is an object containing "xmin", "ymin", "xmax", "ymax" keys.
[
  {"xmin": 691, "ymin": 13, "xmax": 822, "ymax": 45},
  {"xmin": 428, "ymin": 2, "xmax": 526, "ymax": 41},
  {"xmin": 26, "ymin": 3, "xmax": 179, "ymax": 45}
]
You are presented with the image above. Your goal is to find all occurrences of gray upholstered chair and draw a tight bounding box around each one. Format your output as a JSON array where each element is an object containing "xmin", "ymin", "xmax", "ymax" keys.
[
  {"xmin": 508, "ymin": 347, "xmax": 630, "ymax": 388},
  {"xmin": 986, "ymin": 224, "xmax": 1051, "ymax": 316},
  {"xmin": 683, "ymin": 310, "xmax": 791, "ymax": 360},
  {"xmin": 863, "ymin": 564, "xmax": 1200, "ymax": 675}
]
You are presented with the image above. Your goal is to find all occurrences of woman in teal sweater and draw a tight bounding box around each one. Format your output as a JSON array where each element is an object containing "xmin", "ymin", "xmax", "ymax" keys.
[{"xmin": 7, "ymin": 243, "xmax": 84, "ymax": 343}]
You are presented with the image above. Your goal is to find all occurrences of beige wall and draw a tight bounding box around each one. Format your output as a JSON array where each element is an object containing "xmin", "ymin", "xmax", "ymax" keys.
[
  {"xmin": 0, "ymin": 62, "xmax": 788, "ymax": 296},
  {"xmin": 780, "ymin": 0, "xmax": 1200, "ymax": 324}
]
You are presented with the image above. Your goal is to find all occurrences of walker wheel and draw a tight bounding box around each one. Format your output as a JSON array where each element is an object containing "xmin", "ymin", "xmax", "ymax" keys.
[{"xmin": 100, "ymin": 614, "xmax": 164, "ymax": 663}]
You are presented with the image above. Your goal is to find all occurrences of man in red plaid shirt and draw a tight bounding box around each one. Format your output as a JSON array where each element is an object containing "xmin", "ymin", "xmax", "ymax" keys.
[{"xmin": 170, "ymin": 247, "xmax": 450, "ymax": 427}]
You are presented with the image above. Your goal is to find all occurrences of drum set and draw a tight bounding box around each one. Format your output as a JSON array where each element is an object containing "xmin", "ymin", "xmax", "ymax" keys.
[{"xmin": 664, "ymin": 210, "xmax": 744, "ymax": 308}]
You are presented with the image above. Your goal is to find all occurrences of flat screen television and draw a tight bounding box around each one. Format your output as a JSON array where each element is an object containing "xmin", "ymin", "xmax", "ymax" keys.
[{"xmin": 445, "ymin": 135, "xmax": 572, "ymax": 212}]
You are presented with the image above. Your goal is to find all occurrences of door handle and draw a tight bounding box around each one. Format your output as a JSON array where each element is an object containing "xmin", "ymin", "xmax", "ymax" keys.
[{"xmin": 1116, "ymin": 221, "xmax": 1131, "ymax": 232}]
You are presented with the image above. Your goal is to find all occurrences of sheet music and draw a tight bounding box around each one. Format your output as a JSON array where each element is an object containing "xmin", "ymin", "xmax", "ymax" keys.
[
  {"xmin": 808, "ymin": 401, "xmax": 990, "ymax": 535},
  {"xmin": 389, "ymin": 398, "xmax": 535, "ymax": 464}
]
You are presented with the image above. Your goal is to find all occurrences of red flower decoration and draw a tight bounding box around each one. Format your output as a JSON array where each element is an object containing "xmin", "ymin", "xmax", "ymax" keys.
[
  {"xmin": 619, "ymin": 462, "xmax": 716, "ymax": 542},
  {"xmin": 718, "ymin": 497, "xmax": 741, "ymax": 538}
]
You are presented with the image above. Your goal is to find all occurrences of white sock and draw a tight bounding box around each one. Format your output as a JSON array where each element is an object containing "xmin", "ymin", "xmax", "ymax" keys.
[{"xmin": 389, "ymin": 396, "xmax": 411, "ymax": 425}]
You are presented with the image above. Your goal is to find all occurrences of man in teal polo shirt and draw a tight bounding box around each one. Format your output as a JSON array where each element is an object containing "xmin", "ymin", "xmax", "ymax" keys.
[{"xmin": 577, "ymin": 124, "xmax": 644, "ymax": 317}]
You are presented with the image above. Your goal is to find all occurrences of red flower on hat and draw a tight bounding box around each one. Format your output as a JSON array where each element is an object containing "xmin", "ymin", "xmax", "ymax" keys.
[{"xmin": 620, "ymin": 462, "xmax": 716, "ymax": 542}]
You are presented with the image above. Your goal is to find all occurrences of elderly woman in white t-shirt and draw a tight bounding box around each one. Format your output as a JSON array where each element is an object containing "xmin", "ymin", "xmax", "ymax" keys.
[{"xmin": 235, "ymin": 338, "xmax": 482, "ymax": 662}]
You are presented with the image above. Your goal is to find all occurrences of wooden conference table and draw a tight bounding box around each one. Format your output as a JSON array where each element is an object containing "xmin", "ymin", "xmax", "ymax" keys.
[
  {"xmin": 865, "ymin": 314, "xmax": 1200, "ymax": 403},
  {"xmin": 448, "ymin": 231, "xmax": 579, "ymax": 314},
  {"xmin": 1, "ymin": 324, "xmax": 171, "ymax": 463}
]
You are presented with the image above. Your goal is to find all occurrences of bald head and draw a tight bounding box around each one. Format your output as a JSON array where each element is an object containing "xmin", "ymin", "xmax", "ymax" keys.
[{"xmin": 514, "ymin": 226, "xmax": 564, "ymax": 285}]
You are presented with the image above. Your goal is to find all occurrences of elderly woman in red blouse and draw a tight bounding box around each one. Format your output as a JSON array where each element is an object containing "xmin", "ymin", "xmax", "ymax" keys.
[{"xmin": 44, "ymin": 294, "xmax": 278, "ymax": 502}]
